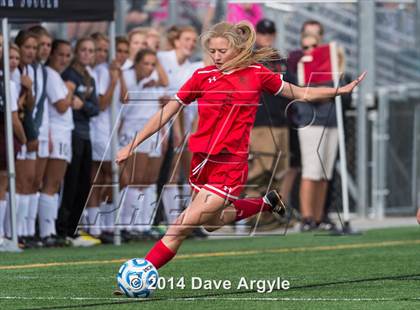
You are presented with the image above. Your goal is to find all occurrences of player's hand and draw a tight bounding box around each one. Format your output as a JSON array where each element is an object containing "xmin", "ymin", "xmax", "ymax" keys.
[
  {"xmin": 21, "ymin": 75, "xmax": 33, "ymax": 90},
  {"xmin": 338, "ymin": 71, "xmax": 367, "ymax": 95},
  {"xmin": 115, "ymin": 144, "xmax": 133, "ymax": 165},
  {"xmin": 26, "ymin": 139, "xmax": 39, "ymax": 152},
  {"xmin": 416, "ymin": 208, "xmax": 420, "ymax": 225},
  {"xmin": 72, "ymin": 96, "xmax": 84, "ymax": 110},
  {"xmin": 65, "ymin": 81, "xmax": 77, "ymax": 93}
]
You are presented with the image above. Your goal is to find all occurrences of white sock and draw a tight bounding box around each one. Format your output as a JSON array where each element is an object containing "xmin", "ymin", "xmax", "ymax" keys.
[
  {"xmin": 162, "ymin": 185, "xmax": 180, "ymax": 225},
  {"xmin": 130, "ymin": 188, "xmax": 145, "ymax": 233},
  {"xmin": 87, "ymin": 207, "xmax": 101, "ymax": 236},
  {"xmin": 79, "ymin": 209, "xmax": 89, "ymax": 232},
  {"xmin": 116, "ymin": 188, "xmax": 128, "ymax": 227},
  {"xmin": 53, "ymin": 194, "xmax": 59, "ymax": 221},
  {"xmin": 0, "ymin": 200, "xmax": 7, "ymax": 237},
  {"xmin": 100, "ymin": 202, "xmax": 115, "ymax": 233},
  {"xmin": 51, "ymin": 194, "xmax": 59, "ymax": 235},
  {"xmin": 142, "ymin": 185, "xmax": 157, "ymax": 231},
  {"xmin": 16, "ymin": 194, "xmax": 30, "ymax": 237},
  {"xmin": 38, "ymin": 193, "xmax": 56, "ymax": 238},
  {"xmin": 4, "ymin": 193, "xmax": 11, "ymax": 238},
  {"xmin": 99, "ymin": 202, "xmax": 106, "ymax": 229},
  {"xmin": 99, "ymin": 202, "xmax": 106, "ymax": 231},
  {"xmin": 118, "ymin": 187, "xmax": 143, "ymax": 231},
  {"xmin": 26, "ymin": 193, "xmax": 39, "ymax": 237}
]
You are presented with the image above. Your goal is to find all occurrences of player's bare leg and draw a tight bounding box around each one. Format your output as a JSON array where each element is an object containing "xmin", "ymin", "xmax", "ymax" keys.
[{"xmin": 162, "ymin": 189, "xmax": 227, "ymax": 252}]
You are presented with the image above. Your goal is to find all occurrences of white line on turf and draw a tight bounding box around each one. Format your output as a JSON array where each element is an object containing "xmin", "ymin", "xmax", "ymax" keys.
[
  {"xmin": 0, "ymin": 296, "xmax": 419, "ymax": 302},
  {"xmin": 1, "ymin": 239, "xmax": 420, "ymax": 271}
]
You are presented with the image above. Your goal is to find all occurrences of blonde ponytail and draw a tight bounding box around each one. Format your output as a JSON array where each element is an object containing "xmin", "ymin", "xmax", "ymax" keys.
[{"xmin": 201, "ymin": 21, "xmax": 278, "ymax": 72}]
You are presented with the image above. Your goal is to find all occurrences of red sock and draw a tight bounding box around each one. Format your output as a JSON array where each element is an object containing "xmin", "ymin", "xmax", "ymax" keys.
[
  {"xmin": 233, "ymin": 197, "xmax": 270, "ymax": 221},
  {"xmin": 145, "ymin": 240, "xmax": 176, "ymax": 269}
]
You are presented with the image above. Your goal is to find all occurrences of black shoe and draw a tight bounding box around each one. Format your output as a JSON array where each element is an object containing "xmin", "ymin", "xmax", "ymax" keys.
[
  {"xmin": 18, "ymin": 236, "xmax": 41, "ymax": 249},
  {"xmin": 18, "ymin": 237, "xmax": 28, "ymax": 249},
  {"xmin": 41, "ymin": 235, "xmax": 67, "ymax": 247},
  {"xmin": 26, "ymin": 236, "xmax": 43, "ymax": 248},
  {"xmin": 264, "ymin": 190, "xmax": 287, "ymax": 217},
  {"xmin": 317, "ymin": 218, "xmax": 338, "ymax": 232},
  {"xmin": 191, "ymin": 227, "xmax": 208, "ymax": 239},
  {"xmin": 121, "ymin": 230, "xmax": 137, "ymax": 243},
  {"xmin": 99, "ymin": 232, "xmax": 114, "ymax": 244},
  {"xmin": 300, "ymin": 218, "xmax": 317, "ymax": 232},
  {"xmin": 41, "ymin": 235, "xmax": 56, "ymax": 247}
]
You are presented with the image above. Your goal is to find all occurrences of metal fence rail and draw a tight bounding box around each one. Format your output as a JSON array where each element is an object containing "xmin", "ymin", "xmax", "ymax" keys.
[{"xmin": 372, "ymin": 84, "xmax": 420, "ymax": 217}]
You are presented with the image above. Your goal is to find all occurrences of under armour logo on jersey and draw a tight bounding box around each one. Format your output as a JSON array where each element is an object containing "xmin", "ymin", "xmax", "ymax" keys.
[{"xmin": 208, "ymin": 76, "xmax": 217, "ymax": 83}]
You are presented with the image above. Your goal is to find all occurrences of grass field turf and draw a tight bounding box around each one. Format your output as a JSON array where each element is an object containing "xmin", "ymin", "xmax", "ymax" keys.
[{"xmin": 0, "ymin": 226, "xmax": 419, "ymax": 310}]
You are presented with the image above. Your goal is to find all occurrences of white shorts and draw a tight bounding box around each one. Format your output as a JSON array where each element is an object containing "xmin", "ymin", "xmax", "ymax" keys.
[
  {"xmin": 37, "ymin": 140, "xmax": 49, "ymax": 158},
  {"xmin": 91, "ymin": 132, "xmax": 112, "ymax": 162},
  {"xmin": 298, "ymin": 126, "xmax": 338, "ymax": 180},
  {"xmin": 16, "ymin": 144, "xmax": 37, "ymax": 160},
  {"xmin": 49, "ymin": 129, "xmax": 72, "ymax": 163},
  {"xmin": 119, "ymin": 119, "xmax": 162, "ymax": 158}
]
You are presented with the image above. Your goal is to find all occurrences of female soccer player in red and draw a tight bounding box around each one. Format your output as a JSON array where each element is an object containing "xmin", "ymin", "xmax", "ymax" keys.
[{"xmin": 116, "ymin": 21, "xmax": 366, "ymax": 270}]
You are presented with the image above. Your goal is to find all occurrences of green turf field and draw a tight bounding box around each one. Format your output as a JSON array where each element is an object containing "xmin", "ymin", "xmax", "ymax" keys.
[{"xmin": 0, "ymin": 226, "xmax": 419, "ymax": 310}]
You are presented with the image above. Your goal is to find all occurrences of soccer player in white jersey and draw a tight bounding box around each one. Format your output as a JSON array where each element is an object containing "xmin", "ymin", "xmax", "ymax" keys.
[
  {"xmin": 12, "ymin": 31, "xmax": 40, "ymax": 248},
  {"xmin": 25, "ymin": 26, "xmax": 53, "ymax": 247},
  {"xmin": 121, "ymin": 28, "xmax": 148, "ymax": 71},
  {"xmin": 0, "ymin": 42, "xmax": 27, "ymax": 243},
  {"xmin": 38, "ymin": 39, "xmax": 78, "ymax": 246},
  {"xmin": 119, "ymin": 49, "xmax": 167, "ymax": 239},
  {"xmin": 86, "ymin": 33, "xmax": 127, "ymax": 243},
  {"xmin": 157, "ymin": 25, "xmax": 200, "ymax": 226},
  {"xmin": 122, "ymin": 28, "xmax": 168, "ymax": 87}
]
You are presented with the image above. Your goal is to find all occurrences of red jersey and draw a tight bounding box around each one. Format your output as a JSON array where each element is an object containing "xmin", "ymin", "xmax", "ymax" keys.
[{"xmin": 175, "ymin": 64, "xmax": 284, "ymax": 155}]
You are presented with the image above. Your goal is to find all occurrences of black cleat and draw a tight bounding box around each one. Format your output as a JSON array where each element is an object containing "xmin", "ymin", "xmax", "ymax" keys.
[
  {"xmin": 300, "ymin": 218, "xmax": 317, "ymax": 232},
  {"xmin": 263, "ymin": 190, "xmax": 287, "ymax": 217}
]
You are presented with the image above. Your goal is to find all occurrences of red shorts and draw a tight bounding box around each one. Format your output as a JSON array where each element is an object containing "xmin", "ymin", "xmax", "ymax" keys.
[{"xmin": 189, "ymin": 152, "xmax": 248, "ymax": 202}]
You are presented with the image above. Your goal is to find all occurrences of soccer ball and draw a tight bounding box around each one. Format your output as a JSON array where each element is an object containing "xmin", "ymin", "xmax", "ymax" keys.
[{"xmin": 117, "ymin": 258, "xmax": 159, "ymax": 298}]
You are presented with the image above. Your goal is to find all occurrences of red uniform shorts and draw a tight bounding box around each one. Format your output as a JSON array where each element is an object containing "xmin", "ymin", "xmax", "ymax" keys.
[{"xmin": 189, "ymin": 152, "xmax": 248, "ymax": 202}]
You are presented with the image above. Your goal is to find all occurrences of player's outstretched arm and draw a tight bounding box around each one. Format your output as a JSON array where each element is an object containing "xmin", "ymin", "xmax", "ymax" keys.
[
  {"xmin": 115, "ymin": 99, "xmax": 182, "ymax": 164},
  {"xmin": 280, "ymin": 71, "xmax": 366, "ymax": 102}
]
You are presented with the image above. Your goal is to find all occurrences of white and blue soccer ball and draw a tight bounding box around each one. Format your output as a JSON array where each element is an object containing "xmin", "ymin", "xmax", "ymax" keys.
[{"xmin": 117, "ymin": 258, "xmax": 159, "ymax": 298}]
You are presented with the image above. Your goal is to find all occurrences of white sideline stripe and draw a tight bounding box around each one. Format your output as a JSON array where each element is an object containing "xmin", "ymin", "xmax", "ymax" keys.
[{"xmin": 0, "ymin": 296, "xmax": 419, "ymax": 302}]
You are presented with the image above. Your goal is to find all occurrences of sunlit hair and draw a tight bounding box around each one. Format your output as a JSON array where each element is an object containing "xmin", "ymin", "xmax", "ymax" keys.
[
  {"xmin": 128, "ymin": 27, "xmax": 148, "ymax": 43},
  {"xmin": 166, "ymin": 25, "xmax": 197, "ymax": 49},
  {"xmin": 9, "ymin": 43, "xmax": 20, "ymax": 54},
  {"xmin": 27, "ymin": 25, "xmax": 52, "ymax": 39},
  {"xmin": 201, "ymin": 21, "xmax": 277, "ymax": 72},
  {"xmin": 71, "ymin": 37, "xmax": 95, "ymax": 93},
  {"xmin": 91, "ymin": 32, "xmax": 109, "ymax": 43},
  {"xmin": 300, "ymin": 33, "xmax": 319, "ymax": 47},
  {"xmin": 14, "ymin": 30, "xmax": 38, "ymax": 48}
]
